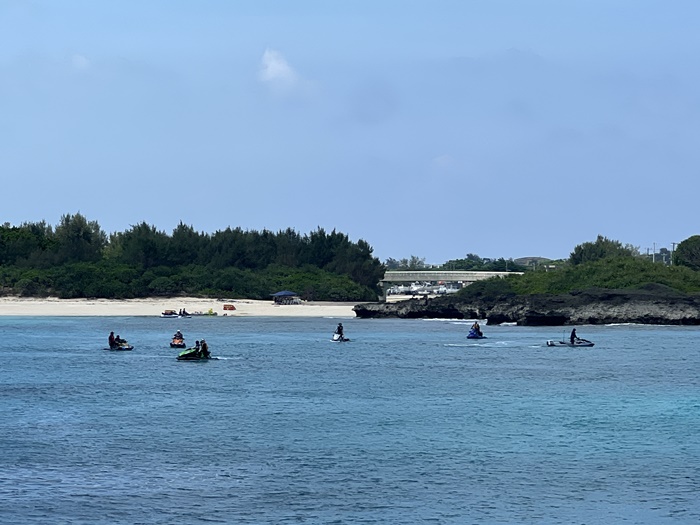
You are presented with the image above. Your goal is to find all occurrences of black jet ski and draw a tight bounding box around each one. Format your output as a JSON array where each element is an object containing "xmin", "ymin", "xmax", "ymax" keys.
[
  {"xmin": 107, "ymin": 341, "xmax": 134, "ymax": 351},
  {"xmin": 331, "ymin": 333, "xmax": 350, "ymax": 342}
]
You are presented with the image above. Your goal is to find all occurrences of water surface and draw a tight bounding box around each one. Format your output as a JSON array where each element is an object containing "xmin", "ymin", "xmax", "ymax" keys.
[{"xmin": 1, "ymin": 317, "xmax": 698, "ymax": 524}]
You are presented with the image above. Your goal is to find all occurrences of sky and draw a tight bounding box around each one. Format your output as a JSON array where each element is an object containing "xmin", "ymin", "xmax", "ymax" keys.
[{"xmin": 2, "ymin": 0, "xmax": 699, "ymax": 264}]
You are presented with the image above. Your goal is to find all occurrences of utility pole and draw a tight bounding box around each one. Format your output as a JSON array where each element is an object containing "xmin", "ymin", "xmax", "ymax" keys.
[{"xmin": 671, "ymin": 242, "xmax": 678, "ymax": 266}]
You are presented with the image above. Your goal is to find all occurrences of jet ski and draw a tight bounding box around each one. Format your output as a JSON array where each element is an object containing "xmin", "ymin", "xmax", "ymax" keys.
[
  {"xmin": 107, "ymin": 341, "xmax": 134, "ymax": 351},
  {"xmin": 466, "ymin": 328, "xmax": 486, "ymax": 339},
  {"xmin": 546, "ymin": 338, "xmax": 594, "ymax": 347},
  {"xmin": 331, "ymin": 333, "xmax": 350, "ymax": 342},
  {"xmin": 177, "ymin": 347, "xmax": 215, "ymax": 361},
  {"xmin": 170, "ymin": 337, "xmax": 186, "ymax": 348}
]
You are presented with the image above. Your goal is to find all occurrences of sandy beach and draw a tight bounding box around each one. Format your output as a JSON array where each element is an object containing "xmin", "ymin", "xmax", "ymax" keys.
[{"xmin": 0, "ymin": 296, "xmax": 360, "ymax": 317}]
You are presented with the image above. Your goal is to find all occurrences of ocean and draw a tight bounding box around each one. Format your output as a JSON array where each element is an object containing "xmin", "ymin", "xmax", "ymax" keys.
[{"xmin": 1, "ymin": 316, "xmax": 699, "ymax": 524}]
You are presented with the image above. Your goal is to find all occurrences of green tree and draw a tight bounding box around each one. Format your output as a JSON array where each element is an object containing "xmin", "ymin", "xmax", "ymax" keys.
[
  {"xmin": 53, "ymin": 213, "xmax": 106, "ymax": 264},
  {"xmin": 168, "ymin": 222, "xmax": 206, "ymax": 266},
  {"xmin": 0, "ymin": 221, "xmax": 55, "ymax": 267},
  {"xmin": 114, "ymin": 222, "xmax": 169, "ymax": 268},
  {"xmin": 392, "ymin": 255, "xmax": 426, "ymax": 270},
  {"xmin": 206, "ymin": 227, "xmax": 248, "ymax": 269},
  {"xmin": 274, "ymin": 228, "xmax": 303, "ymax": 267},
  {"xmin": 674, "ymin": 235, "xmax": 700, "ymax": 270},
  {"xmin": 569, "ymin": 235, "xmax": 639, "ymax": 265},
  {"xmin": 384, "ymin": 258, "xmax": 400, "ymax": 270}
]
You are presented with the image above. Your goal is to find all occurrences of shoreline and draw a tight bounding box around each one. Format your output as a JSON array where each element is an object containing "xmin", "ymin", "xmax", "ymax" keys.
[{"xmin": 0, "ymin": 296, "xmax": 359, "ymax": 318}]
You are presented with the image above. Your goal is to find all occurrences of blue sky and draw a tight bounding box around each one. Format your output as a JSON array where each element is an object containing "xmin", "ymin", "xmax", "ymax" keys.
[{"xmin": 2, "ymin": 1, "xmax": 699, "ymax": 263}]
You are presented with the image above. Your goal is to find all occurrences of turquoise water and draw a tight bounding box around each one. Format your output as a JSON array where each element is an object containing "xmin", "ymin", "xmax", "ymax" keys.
[{"xmin": 1, "ymin": 316, "xmax": 699, "ymax": 524}]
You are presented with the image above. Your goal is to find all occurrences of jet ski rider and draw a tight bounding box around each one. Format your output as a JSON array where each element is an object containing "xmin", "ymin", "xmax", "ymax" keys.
[
  {"xmin": 471, "ymin": 321, "xmax": 483, "ymax": 337},
  {"xmin": 335, "ymin": 323, "xmax": 344, "ymax": 338}
]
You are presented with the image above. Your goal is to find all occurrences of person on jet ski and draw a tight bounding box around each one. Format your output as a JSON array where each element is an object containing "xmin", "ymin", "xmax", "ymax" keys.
[
  {"xmin": 108, "ymin": 331, "xmax": 116, "ymax": 348},
  {"xmin": 471, "ymin": 321, "xmax": 483, "ymax": 337},
  {"xmin": 200, "ymin": 339, "xmax": 210, "ymax": 358},
  {"xmin": 114, "ymin": 334, "xmax": 126, "ymax": 346},
  {"xmin": 173, "ymin": 329, "xmax": 183, "ymax": 340},
  {"xmin": 335, "ymin": 323, "xmax": 344, "ymax": 337},
  {"xmin": 570, "ymin": 328, "xmax": 578, "ymax": 344}
]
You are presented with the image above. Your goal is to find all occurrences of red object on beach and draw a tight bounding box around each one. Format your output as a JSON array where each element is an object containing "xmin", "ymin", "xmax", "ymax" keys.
[{"xmin": 223, "ymin": 304, "xmax": 236, "ymax": 311}]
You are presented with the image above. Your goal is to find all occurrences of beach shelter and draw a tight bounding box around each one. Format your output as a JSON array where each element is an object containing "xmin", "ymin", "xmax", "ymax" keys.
[
  {"xmin": 272, "ymin": 290, "xmax": 297, "ymax": 297},
  {"xmin": 271, "ymin": 290, "xmax": 299, "ymax": 304}
]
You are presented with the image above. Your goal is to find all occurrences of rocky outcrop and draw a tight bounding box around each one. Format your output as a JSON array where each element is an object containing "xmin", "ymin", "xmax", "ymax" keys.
[{"xmin": 353, "ymin": 285, "xmax": 700, "ymax": 325}]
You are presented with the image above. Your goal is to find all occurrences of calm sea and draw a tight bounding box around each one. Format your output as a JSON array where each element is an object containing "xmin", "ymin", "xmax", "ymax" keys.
[{"xmin": 1, "ymin": 316, "xmax": 699, "ymax": 524}]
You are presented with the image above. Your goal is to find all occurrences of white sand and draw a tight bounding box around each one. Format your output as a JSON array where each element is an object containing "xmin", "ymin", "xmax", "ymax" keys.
[{"xmin": 0, "ymin": 296, "xmax": 360, "ymax": 317}]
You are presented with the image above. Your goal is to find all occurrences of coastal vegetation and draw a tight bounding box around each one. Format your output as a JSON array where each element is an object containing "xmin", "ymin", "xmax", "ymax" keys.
[
  {"xmin": 0, "ymin": 214, "xmax": 384, "ymax": 301},
  {"xmin": 357, "ymin": 235, "xmax": 700, "ymax": 324},
  {"xmin": 458, "ymin": 235, "xmax": 700, "ymax": 302},
  {"xmin": 4, "ymin": 215, "xmax": 698, "ymax": 309}
]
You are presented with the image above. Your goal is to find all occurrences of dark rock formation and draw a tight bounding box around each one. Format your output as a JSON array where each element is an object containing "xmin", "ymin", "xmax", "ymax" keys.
[{"xmin": 354, "ymin": 285, "xmax": 700, "ymax": 325}]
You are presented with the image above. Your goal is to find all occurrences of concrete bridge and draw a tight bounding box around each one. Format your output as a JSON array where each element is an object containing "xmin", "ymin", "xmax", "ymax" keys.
[{"xmin": 380, "ymin": 270, "xmax": 522, "ymax": 300}]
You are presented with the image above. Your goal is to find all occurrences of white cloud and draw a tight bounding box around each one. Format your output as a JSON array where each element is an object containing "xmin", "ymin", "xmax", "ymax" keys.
[
  {"xmin": 259, "ymin": 49, "xmax": 297, "ymax": 83},
  {"xmin": 258, "ymin": 48, "xmax": 313, "ymax": 98},
  {"xmin": 71, "ymin": 54, "xmax": 90, "ymax": 70}
]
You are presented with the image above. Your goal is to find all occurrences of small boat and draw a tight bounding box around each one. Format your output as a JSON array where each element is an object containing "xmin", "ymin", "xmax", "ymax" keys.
[
  {"xmin": 170, "ymin": 337, "xmax": 186, "ymax": 348},
  {"xmin": 546, "ymin": 338, "xmax": 594, "ymax": 348},
  {"xmin": 331, "ymin": 333, "xmax": 350, "ymax": 342},
  {"xmin": 161, "ymin": 309, "xmax": 191, "ymax": 318},
  {"xmin": 467, "ymin": 328, "xmax": 486, "ymax": 339}
]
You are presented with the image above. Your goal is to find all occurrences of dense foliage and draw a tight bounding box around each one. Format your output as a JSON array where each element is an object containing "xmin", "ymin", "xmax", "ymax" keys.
[
  {"xmin": 457, "ymin": 256, "xmax": 700, "ymax": 302},
  {"xmin": 0, "ymin": 215, "xmax": 384, "ymax": 301},
  {"xmin": 385, "ymin": 253, "xmax": 526, "ymax": 272},
  {"xmin": 568, "ymin": 235, "xmax": 639, "ymax": 265},
  {"xmin": 439, "ymin": 253, "xmax": 526, "ymax": 272},
  {"xmin": 674, "ymin": 235, "xmax": 700, "ymax": 271}
]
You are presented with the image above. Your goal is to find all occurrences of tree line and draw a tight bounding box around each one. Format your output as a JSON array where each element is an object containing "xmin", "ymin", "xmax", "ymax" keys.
[
  {"xmin": 385, "ymin": 254, "xmax": 527, "ymax": 272},
  {"xmin": 0, "ymin": 214, "xmax": 385, "ymax": 301}
]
